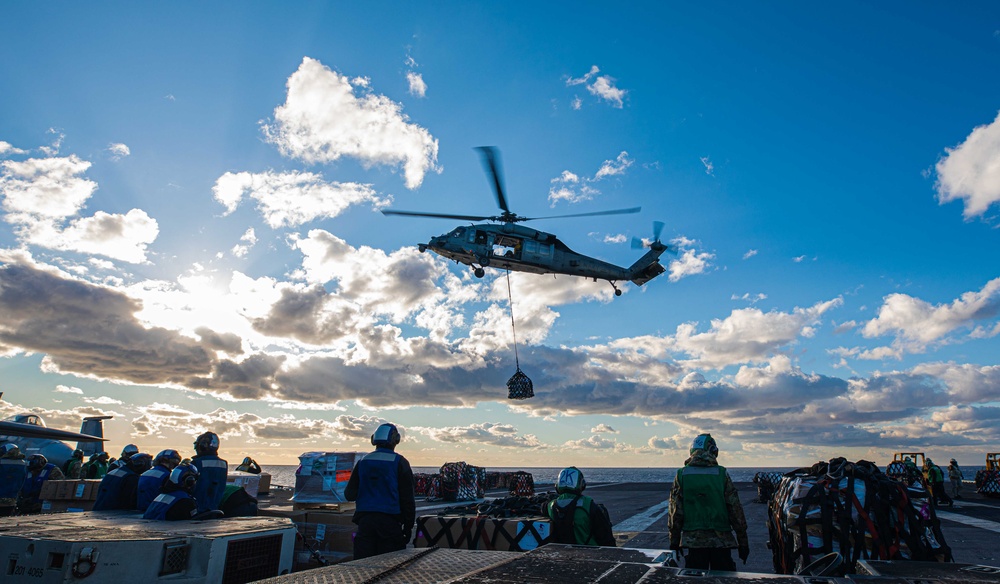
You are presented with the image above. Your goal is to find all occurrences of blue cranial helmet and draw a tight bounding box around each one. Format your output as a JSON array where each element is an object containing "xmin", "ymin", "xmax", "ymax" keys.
[
  {"xmin": 371, "ymin": 423, "xmax": 401, "ymax": 448},
  {"xmin": 556, "ymin": 466, "xmax": 586, "ymax": 494},
  {"xmin": 169, "ymin": 463, "xmax": 199, "ymax": 491},
  {"xmin": 690, "ymin": 433, "xmax": 719, "ymax": 457}
]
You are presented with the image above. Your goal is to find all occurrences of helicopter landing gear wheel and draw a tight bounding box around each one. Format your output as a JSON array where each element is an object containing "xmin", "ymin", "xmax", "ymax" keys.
[
  {"xmin": 611, "ymin": 282, "xmax": 622, "ymax": 297},
  {"xmin": 474, "ymin": 267, "xmax": 486, "ymax": 278}
]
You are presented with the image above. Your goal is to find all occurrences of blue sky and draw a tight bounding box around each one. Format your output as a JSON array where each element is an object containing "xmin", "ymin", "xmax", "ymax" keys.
[{"xmin": 0, "ymin": 2, "xmax": 998, "ymax": 467}]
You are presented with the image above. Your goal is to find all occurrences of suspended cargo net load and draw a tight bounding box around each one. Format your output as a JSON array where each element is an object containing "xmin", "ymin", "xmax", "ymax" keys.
[
  {"xmin": 505, "ymin": 270, "xmax": 533, "ymax": 400},
  {"xmin": 767, "ymin": 457, "xmax": 952, "ymax": 577}
]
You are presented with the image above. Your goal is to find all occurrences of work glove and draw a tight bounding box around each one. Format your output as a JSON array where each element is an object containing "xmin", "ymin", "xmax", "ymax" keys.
[
  {"xmin": 403, "ymin": 528, "xmax": 413, "ymax": 544},
  {"xmin": 738, "ymin": 545, "xmax": 750, "ymax": 564}
]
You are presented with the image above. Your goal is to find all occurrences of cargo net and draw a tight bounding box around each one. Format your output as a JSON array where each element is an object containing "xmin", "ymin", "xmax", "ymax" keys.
[
  {"xmin": 507, "ymin": 368, "xmax": 534, "ymax": 400},
  {"xmin": 434, "ymin": 491, "xmax": 557, "ymax": 519},
  {"xmin": 767, "ymin": 458, "xmax": 952, "ymax": 577},
  {"xmin": 509, "ymin": 471, "xmax": 535, "ymax": 497},
  {"xmin": 753, "ymin": 471, "xmax": 785, "ymax": 503},
  {"xmin": 439, "ymin": 462, "xmax": 483, "ymax": 502},
  {"xmin": 976, "ymin": 470, "xmax": 1000, "ymax": 497}
]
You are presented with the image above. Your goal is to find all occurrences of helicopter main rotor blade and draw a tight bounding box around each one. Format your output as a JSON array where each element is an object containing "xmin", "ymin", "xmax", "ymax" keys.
[
  {"xmin": 475, "ymin": 146, "xmax": 509, "ymax": 213},
  {"xmin": 381, "ymin": 210, "xmax": 492, "ymax": 221},
  {"xmin": 521, "ymin": 206, "xmax": 642, "ymax": 221}
]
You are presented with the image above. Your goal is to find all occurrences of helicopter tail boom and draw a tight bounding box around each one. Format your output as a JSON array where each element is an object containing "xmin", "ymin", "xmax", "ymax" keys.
[{"xmin": 626, "ymin": 242, "xmax": 667, "ymax": 286}]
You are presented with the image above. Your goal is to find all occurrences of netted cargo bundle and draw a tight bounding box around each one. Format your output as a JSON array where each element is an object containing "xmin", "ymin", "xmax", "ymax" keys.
[
  {"xmin": 507, "ymin": 368, "xmax": 534, "ymax": 400},
  {"xmin": 753, "ymin": 471, "xmax": 785, "ymax": 503},
  {"xmin": 473, "ymin": 466, "xmax": 487, "ymax": 498},
  {"xmin": 509, "ymin": 471, "xmax": 535, "ymax": 497},
  {"xmin": 440, "ymin": 461, "xmax": 480, "ymax": 502},
  {"xmin": 435, "ymin": 492, "xmax": 558, "ymax": 519},
  {"xmin": 414, "ymin": 473, "xmax": 437, "ymax": 497},
  {"xmin": 976, "ymin": 470, "xmax": 1000, "ymax": 497},
  {"xmin": 767, "ymin": 458, "xmax": 952, "ymax": 576},
  {"xmin": 426, "ymin": 475, "xmax": 442, "ymax": 499}
]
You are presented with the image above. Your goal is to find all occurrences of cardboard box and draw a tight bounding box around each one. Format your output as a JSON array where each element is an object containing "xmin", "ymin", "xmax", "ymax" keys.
[
  {"xmin": 38, "ymin": 480, "xmax": 100, "ymax": 502},
  {"xmin": 258, "ymin": 472, "xmax": 271, "ymax": 495},
  {"xmin": 291, "ymin": 452, "xmax": 365, "ymax": 505},
  {"xmin": 227, "ymin": 471, "xmax": 261, "ymax": 498},
  {"xmin": 256, "ymin": 505, "xmax": 356, "ymax": 557},
  {"xmin": 414, "ymin": 515, "xmax": 551, "ymax": 552}
]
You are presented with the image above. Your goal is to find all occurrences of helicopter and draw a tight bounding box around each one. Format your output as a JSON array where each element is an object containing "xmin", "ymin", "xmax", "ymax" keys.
[{"xmin": 382, "ymin": 147, "xmax": 672, "ymax": 296}]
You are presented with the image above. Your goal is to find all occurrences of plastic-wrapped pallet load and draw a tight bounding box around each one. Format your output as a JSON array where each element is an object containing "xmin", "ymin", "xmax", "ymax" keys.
[
  {"xmin": 292, "ymin": 452, "xmax": 365, "ymax": 505},
  {"xmin": 767, "ymin": 458, "xmax": 952, "ymax": 576}
]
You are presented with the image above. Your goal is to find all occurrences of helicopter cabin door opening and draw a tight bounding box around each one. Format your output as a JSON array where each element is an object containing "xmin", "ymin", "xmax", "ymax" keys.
[
  {"xmin": 522, "ymin": 239, "xmax": 552, "ymax": 263},
  {"xmin": 491, "ymin": 234, "xmax": 522, "ymax": 260}
]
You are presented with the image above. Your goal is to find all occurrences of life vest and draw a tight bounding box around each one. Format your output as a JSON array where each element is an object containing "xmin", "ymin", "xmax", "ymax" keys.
[
  {"xmin": 191, "ymin": 455, "xmax": 228, "ymax": 513},
  {"xmin": 547, "ymin": 494, "xmax": 598, "ymax": 545},
  {"xmin": 137, "ymin": 465, "xmax": 171, "ymax": 512},
  {"xmin": 21, "ymin": 464, "xmax": 57, "ymax": 500},
  {"xmin": 354, "ymin": 448, "xmax": 402, "ymax": 515},
  {"xmin": 678, "ymin": 465, "xmax": 730, "ymax": 532},
  {"xmin": 93, "ymin": 467, "xmax": 135, "ymax": 511},
  {"xmin": 0, "ymin": 459, "xmax": 27, "ymax": 499},
  {"xmin": 143, "ymin": 491, "xmax": 194, "ymax": 520}
]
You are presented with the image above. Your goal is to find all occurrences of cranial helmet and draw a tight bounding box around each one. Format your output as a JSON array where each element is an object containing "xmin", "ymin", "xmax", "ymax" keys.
[
  {"xmin": 28, "ymin": 454, "xmax": 48, "ymax": 470},
  {"xmin": 97, "ymin": 452, "xmax": 109, "ymax": 461},
  {"xmin": 194, "ymin": 432, "xmax": 220, "ymax": 455},
  {"xmin": 691, "ymin": 433, "xmax": 719, "ymax": 457},
  {"xmin": 1, "ymin": 443, "xmax": 18, "ymax": 456},
  {"xmin": 556, "ymin": 466, "xmax": 586, "ymax": 494},
  {"xmin": 72, "ymin": 449, "xmax": 84, "ymax": 459},
  {"xmin": 169, "ymin": 463, "xmax": 199, "ymax": 491},
  {"xmin": 154, "ymin": 449, "xmax": 182, "ymax": 469},
  {"xmin": 371, "ymin": 423, "xmax": 401, "ymax": 448},
  {"xmin": 951, "ymin": 458, "xmax": 958, "ymax": 464},
  {"xmin": 121, "ymin": 444, "xmax": 139, "ymax": 458},
  {"xmin": 129, "ymin": 453, "xmax": 153, "ymax": 474},
  {"xmin": 242, "ymin": 456, "xmax": 253, "ymax": 465}
]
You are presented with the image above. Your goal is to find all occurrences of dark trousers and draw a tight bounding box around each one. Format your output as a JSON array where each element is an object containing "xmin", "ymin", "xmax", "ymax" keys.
[
  {"xmin": 931, "ymin": 481, "xmax": 953, "ymax": 506},
  {"xmin": 353, "ymin": 513, "xmax": 407, "ymax": 560},
  {"xmin": 685, "ymin": 547, "xmax": 736, "ymax": 571}
]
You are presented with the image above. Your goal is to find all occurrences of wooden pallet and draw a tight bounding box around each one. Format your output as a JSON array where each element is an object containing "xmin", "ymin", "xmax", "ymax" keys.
[{"xmin": 292, "ymin": 501, "xmax": 356, "ymax": 513}]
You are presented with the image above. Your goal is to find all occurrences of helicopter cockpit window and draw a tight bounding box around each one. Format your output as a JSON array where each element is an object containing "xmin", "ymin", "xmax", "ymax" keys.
[{"xmin": 451, "ymin": 227, "xmax": 466, "ymax": 239}]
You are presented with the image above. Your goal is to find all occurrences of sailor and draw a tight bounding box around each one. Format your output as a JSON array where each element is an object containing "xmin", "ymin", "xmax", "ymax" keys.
[
  {"xmin": 345, "ymin": 423, "xmax": 416, "ymax": 560},
  {"xmin": 219, "ymin": 484, "xmax": 258, "ymax": 517},
  {"xmin": 923, "ymin": 458, "xmax": 953, "ymax": 508},
  {"xmin": 82, "ymin": 451, "xmax": 110, "ymax": 479},
  {"xmin": 668, "ymin": 434, "xmax": 749, "ymax": 571},
  {"xmin": 0, "ymin": 444, "xmax": 27, "ymax": 517},
  {"xmin": 191, "ymin": 432, "xmax": 228, "ymax": 513},
  {"xmin": 93, "ymin": 452, "xmax": 152, "ymax": 511},
  {"xmin": 544, "ymin": 466, "xmax": 616, "ymax": 547},
  {"xmin": 948, "ymin": 458, "xmax": 964, "ymax": 499},
  {"xmin": 235, "ymin": 456, "xmax": 262, "ymax": 474},
  {"xmin": 18, "ymin": 454, "xmax": 65, "ymax": 514},
  {"xmin": 137, "ymin": 449, "xmax": 182, "ymax": 513},
  {"xmin": 63, "ymin": 449, "xmax": 85, "ymax": 479},
  {"xmin": 109, "ymin": 443, "xmax": 139, "ymax": 471},
  {"xmin": 143, "ymin": 464, "xmax": 200, "ymax": 520}
]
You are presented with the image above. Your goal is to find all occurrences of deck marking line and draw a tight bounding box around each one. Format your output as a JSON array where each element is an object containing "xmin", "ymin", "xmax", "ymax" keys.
[
  {"xmin": 936, "ymin": 510, "xmax": 1000, "ymax": 534},
  {"xmin": 613, "ymin": 499, "xmax": 671, "ymax": 532}
]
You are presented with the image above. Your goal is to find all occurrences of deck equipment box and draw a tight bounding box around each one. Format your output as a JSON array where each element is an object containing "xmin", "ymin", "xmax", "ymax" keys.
[{"xmin": 414, "ymin": 515, "xmax": 550, "ymax": 552}]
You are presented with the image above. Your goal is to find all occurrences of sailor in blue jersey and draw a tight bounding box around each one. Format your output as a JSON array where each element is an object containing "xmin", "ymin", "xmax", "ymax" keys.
[
  {"xmin": 190, "ymin": 432, "xmax": 228, "ymax": 513},
  {"xmin": 93, "ymin": 452, "xmax": 152, "ymax": 511},
  {"xmin": 137, "ymin": 449, "xmax": 182, "ymax": 513},
  {"xmin": 0, "ymin": 444, "xmax": 27, "ymax": 516},
  {"xmin": 109, "ymin": 443, "xmax": 139, "ymax": 471},
  {"xmin": 143, "ymin": 464, "xmax": 200, "ymax": 521},
  {"xmin": 18, "ymin": 454, "xmax": 65, "ymax": 514},
  {"xmin": 345, "ymin": 423, "xmax": 416, "ymax": 560}
]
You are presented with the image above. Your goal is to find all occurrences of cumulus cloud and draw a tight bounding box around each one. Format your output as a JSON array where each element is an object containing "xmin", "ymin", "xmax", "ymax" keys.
[
  {"xmin": 406, "ymin": 72, "xmax": 427, "ymax": 98},
  {"xmin": 231, "ymin": 228, "xmax": 257, "ymax": 258},
  {"xmin": 107, "ymin": 143, "xmax": 130, "ymax": 161},
  {"xmin": 262, "ymin": 57, "xmax": 440, "ymax": 189},
  {"xmin": 54, "ymin": 385, "xmax": 83, "ymax": 394},
  {"xmin": 549, "ymin": 152, "xmax": 632, "ymax": 205},
  {"xmin": 0, "ymin": 155, "xmax": 158, "ymax": 262},
  {"xmin": 935, "ymin": 111, "xmax": 1000, "ymax": 219},
  {"xmin": 668, "ymin": 248, "xmax": 715, "ymax": 282},
  {"xmin": 416, "ymin": 422, "xmax": 543, "ymax": 448},
  {"xmin": 213, "ymin": 170, "xmax": 389, "ymax": 229},
  {"xmin": 862, "ymin": 278, "xmax": 1000, "ymax": 353},
  {"xmin": 0, "ymin": 141, "xmax": 28, "ymax": 156},
  {"xmin": 565, "ymin": 66, "xmax": 627, "ymax": 108},
  {"xmin": 743, "ymin": 249, "xmax": 757, "ymax": 260},
  {"xmin": 591, "ymin": 423, "xmax": 618, "ymax": 433}
]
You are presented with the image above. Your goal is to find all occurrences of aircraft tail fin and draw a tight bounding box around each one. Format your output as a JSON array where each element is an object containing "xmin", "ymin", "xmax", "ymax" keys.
[
  {"xmin": 627, "ymin": 242, "xmax": 668, "ymax": 286},
  {"xmin": 77, "ymin": 416, "xmax": 112, "ymax": 456}
]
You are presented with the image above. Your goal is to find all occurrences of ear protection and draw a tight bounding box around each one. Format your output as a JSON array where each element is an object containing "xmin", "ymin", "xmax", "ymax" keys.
[{"xmin": 371, "ymin": 423, "xmax": 401, "ymax": 447}]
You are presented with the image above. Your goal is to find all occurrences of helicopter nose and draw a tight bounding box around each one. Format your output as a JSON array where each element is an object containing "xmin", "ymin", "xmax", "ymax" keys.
[{"xmin": 418, "ymin": 243, "xmax": 427, "ymax": 252}]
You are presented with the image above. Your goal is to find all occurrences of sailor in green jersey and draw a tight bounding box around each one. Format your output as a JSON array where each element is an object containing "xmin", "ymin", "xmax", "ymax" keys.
[
  {"xmin": 668, "ymin": 434, "xmax": 749, "ymax": 571},
  {"xmin": 545, "ymin": 467, "xmax": 616, "ymax": 547}
]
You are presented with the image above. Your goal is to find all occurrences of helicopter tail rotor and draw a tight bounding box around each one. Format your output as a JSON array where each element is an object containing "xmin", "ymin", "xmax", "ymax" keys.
[{"xmin": 631, "ymin": 221, "xmax": 667, "ymax": 250}]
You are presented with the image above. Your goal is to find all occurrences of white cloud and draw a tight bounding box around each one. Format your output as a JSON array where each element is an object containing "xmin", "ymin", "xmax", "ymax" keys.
[
  {"xmin": 565, "ymin": 66, "xmax": 627, "ymax": 108},
  {"xmin": 107, "ymin": 143, "xmax": 131, "ymax": 161},
  {"xmin": 668, "ymin": 248, "xmax": 714, "ymax": 282},
  {"xmin": 591, "ymin": 423, "xmax": 618, "ymax": 433},
  {"xmin": 213, "ymin": 170, "xmax": 389, "ymax": 229},
  {"xmin": 743, "ymin": 249, "xmax": 758, "ymax": 260},
  {"xmin": 231, "ymin": 228, "xmax": 258, "ymax": 258},
  {"xmin": 571, "ymin": 97, "xmax": 582, "ymax": 110},
  {"xmin": 262, "ymin": 57, "xmax": 440, "ymax": 190},
  {"xmin": 603, "ymin": 233, "xmax": 626, "ymax": 244},
  {"xmin": 700, "ymin": 156, "xmax": 714, "ymax": 175},
  {"xmin": 935, "ymin": 110, "xmax": 1000, "ymax": 219},
  {"xmin": 406, "ymin": 72, "xmax": 427, "ymax": 98},
  {"xmin": 46, "ymin": 209, "xmax": 159, "ymax": 263},
  {"xmin": 731, "ymin": 292, "xmax": 767, "ymax": 304},
  {"xmin": 1, "ymin": 155, "xmax": 96, "ymax": 219},
  {"xmin": 594, "ymin": 151, "xmax": 633, "ymax": 180},
  {"xmin": 55, "ymin": 385, "xmax": 83, "ymax": 394},
  {"xmin": 548, "ymin": 152, "xmax": 632, "ymax": 205},
  {"xmin": 416, "ymin": 422, "xmax": 543, "ymax": 448},
  {"xmin": 0, "ymin": 141, "xmax": 28, "ymax": 156},
  {"xmin": 862, "ymin": 278, "xmax": 1000, "ymax": 353}
]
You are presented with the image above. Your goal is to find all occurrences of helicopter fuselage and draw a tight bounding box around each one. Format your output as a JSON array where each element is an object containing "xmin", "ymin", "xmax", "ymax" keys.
[{"xmin": 420, "ymin": 223, "xmax": 662, "ymax": 288}]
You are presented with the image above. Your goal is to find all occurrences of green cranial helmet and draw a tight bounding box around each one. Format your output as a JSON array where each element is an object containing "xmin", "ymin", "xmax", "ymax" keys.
[
  {"xmin": 690, "ymin": 433, "xmax": 719, "ymax": 457},
  {"xmin": 556, "ymin": 466, "xmax": 586, "ymax": 494}
]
